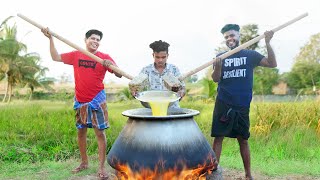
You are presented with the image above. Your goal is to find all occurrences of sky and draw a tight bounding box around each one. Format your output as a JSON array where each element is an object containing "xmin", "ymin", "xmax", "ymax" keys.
[{"xmin": 1, "ymin": 0, "xmax": 319, "ymax": 84}]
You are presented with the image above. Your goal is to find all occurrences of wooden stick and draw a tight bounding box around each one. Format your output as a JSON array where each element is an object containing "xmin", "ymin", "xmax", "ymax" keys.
[
  {"xmin": 179, "ymin": 12, "xmax": 308, "ymax": 81},
  {"xmin": 17, "ymin": 13, "xmax": 134, "ymax": 80}
]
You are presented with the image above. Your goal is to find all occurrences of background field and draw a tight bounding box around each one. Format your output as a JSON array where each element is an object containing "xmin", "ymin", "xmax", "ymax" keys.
[{"xmin": 1, "ymin": 98, "xmax": 320, "ymax": 179}]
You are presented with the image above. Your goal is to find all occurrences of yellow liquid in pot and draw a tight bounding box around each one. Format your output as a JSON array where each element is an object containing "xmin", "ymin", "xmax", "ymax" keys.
[
  {"xmin": 139, "ymin": 96, "xmax": 178, "ymax": 116},
  {"xmin": 149, "ymin": 101, "xmax": 170, "ymax": 116}
]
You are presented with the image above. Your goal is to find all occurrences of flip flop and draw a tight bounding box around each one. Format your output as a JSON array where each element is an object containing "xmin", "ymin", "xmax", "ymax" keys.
[
  {"xmin": 98, "ymin": 171, "xmax": 109, "ymax": 180},
  {"xmin": 71, "ymin": 164, "xmax": 88, "ymax": 174}
]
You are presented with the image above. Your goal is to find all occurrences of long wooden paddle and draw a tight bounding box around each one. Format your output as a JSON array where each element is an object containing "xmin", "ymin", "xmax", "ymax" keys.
[
  {"xmin": 17, "ymin": 13, "xmax": 134, "ymax": 80},
  {"xmin": 162, "ymin": 12, "xmax": 308, "ymax": 90}
]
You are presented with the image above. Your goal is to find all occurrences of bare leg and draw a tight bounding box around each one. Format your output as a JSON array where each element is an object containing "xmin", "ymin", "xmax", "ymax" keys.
[
  {"xmin": 94, "ymin": 128, "xmax": 108, "ymax": 179},
  {"xmin": 72, "ymin": 128, "xmax": 89, "ymax": 173},
  {"xmin": 212, "ymin": 136, "xmax": 224, "ymax": 163},
  {"xmin": 237, "ymin": 136, "xmax": 252, "ymax": 179}
]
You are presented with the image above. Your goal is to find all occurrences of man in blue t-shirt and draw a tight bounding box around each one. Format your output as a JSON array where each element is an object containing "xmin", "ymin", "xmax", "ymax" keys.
[{"xmin": 211, "ymin": 24, "xmax": 277, "ymax": 180}]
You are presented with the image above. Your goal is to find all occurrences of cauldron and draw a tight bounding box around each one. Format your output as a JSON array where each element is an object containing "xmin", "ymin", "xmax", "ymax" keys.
[{"xmin": 107, "ymin": 108, "xmax": 216, "ymax": 173}]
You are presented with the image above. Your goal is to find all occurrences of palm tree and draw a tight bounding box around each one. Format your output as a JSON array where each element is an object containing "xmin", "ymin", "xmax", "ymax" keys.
[
  {"xmin": 0, "ymin": 16, "xmax": 14, "ymax": 38},
  {"xmin": 19, "ymin": 55, "xmax": 54, "ymax": 100},
  {"xmin": 0, "ymin": 22, "xmax": 26, "ymax": 102},
  {"xmin": 0, "ymin": 17, "xmax": 51, "ymax": 102}
]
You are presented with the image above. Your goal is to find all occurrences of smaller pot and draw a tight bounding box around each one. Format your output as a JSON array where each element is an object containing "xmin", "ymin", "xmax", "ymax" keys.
[{"xmin": 135, "ymin": 90, "xmax": 180, "ymax": 108}]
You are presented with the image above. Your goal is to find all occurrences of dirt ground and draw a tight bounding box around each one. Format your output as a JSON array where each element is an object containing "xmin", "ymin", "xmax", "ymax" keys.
[
  {"xmin": 69, "ymin": 165, "xmax": 320, "ymax": 180},
  {"xmin": 221, "ymin": 168, "xmax": 319, "ymax": 180}
]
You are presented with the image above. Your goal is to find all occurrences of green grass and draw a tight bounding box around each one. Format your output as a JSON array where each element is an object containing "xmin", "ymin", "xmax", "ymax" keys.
[
  {"xmin": 1, "ymin": 100, "xmax": 320, "ymax": 179},
  {"xmin": 0, "ymin": 157, "xmax": 107, "ymax": 180}
]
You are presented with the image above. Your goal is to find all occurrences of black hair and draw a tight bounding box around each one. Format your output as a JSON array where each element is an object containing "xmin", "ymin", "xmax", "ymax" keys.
[
  {"xmin": 220, "ymin": 24, "xmax": 240, "ymax": 34},
  {"xmin": 85, "ymin": 29, "xmax": 103, "ymax": 39},
  {"xmin": 149, "ymin": 40, "xmax": 170, "ymax": 53}
]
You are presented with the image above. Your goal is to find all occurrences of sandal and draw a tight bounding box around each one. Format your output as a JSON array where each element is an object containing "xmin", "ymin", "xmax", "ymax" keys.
[
  {"xmin": 71, "ymin": 164, "xmax": 88, "ymax": 174},
  {"xmin": 98, "ymin": 171, "xmax": 109, "ymax": 180}
]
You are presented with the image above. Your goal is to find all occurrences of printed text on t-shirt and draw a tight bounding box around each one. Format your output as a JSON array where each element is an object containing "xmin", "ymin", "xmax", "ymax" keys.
[
  {"xmin": 78, "ymin": 59, "xmax": 97, "ymax": 69},
  {"xmin": 223, "ymin": 57, "xmax": 247, "ymax": 79}
]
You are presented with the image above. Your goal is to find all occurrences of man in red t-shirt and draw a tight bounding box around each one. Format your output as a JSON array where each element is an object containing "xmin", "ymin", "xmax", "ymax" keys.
[{"xmin": 42, "ymin": 28, "xmax": 122, "ymax": 179}]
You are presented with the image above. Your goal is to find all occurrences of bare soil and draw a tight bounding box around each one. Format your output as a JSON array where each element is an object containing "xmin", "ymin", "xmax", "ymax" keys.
[
  {"xmin": 221, "ymin": 168, "xmax": 319, "ymax": 180},
  {"xmin": 68, "ymin": 165, "xmax": 320, "ymax": 180}
]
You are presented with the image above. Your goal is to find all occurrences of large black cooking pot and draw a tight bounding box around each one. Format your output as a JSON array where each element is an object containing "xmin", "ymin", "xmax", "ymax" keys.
[{"xmin": 107, "ymin": 108, "xmax": 216, "ymax": 173}]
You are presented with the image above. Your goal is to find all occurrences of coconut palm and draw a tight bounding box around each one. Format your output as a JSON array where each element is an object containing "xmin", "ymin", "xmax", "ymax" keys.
[
  {"xmin": 0, "ymin": 21, "xmax": 26, "ymax": 102},
  {"xmin": 19, "ymin": 55, "xmax": 54, "ymax": 100},
  {"xmin": 0, "ymin": 16, "xmax": 14, "ymax": 39},
  {"xmin": 0, "ymin": 17, "xmax": 52, "ymax": 102}
]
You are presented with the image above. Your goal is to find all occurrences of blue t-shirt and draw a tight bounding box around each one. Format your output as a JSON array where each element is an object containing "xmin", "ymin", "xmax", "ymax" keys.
[{"xmin": 216, "ymin": 49, "xmax": 264, "ymax": 107}]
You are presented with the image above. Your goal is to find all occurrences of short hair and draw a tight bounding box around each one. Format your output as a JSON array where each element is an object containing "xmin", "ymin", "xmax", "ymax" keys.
[
  {"xmin": 85, "ymin": 29, "xmax": 103, "ymax": 39},
  {"xmin": 149, "ymin": 40, "xmax": 170, "ymax": 53},
  {"xmin": 220, "ymin": 24, "xmax": 240, "ymax": 34}
]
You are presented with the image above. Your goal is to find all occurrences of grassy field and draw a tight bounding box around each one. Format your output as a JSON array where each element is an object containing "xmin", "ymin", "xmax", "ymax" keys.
[{"xmin": 0, "ymin": 99, "xmax": 320, "ymax": 179}]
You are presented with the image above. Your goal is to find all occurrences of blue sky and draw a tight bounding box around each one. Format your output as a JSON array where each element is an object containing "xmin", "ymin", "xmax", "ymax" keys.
[{"xmin": 1, "ymin": 0, "xmax": 319, "ymax": 84}]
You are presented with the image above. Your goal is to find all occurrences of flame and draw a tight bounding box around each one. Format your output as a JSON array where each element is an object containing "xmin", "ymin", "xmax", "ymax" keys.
[{"xmin": 111, "ymin": 155, "xmax": 217, "ymax": 180}]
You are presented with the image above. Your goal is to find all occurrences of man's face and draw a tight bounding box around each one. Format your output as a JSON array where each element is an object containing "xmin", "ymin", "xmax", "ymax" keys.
[
  {"xmin": 153, "ymin": 51, "xmax": 168, "ymax": 68},
  {"xmin": 223, "ymin": 30, "xmax": 240, "ymax": 49},
  {"xmin": 85, "ymin": 34, "xmax": 101, "ymax": 53}
]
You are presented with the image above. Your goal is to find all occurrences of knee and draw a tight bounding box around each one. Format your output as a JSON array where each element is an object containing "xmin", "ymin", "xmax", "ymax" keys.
[
  {"xmin": 213, "ymin": 137, "xmax": 224, "ymax": 145},
  {"xmin": 237, "ymin": 138, "xmax": 249, "ymax": 146},
  {"xmin": 95, "ymin": 130, "xmax": 106, "ymax": 139},
  {"xmin": 77, "ymin": 129, "xmax": 87, "ymax": 139}
]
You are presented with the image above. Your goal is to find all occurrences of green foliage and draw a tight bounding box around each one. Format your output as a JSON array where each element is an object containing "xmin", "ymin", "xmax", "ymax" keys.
[
  {"xmin": 286, "ymin": 61, "xmax": 320, "ymax": 91},
  {"xmin": 240, "ymin": 24, "xmax": 260, "ymax": 50},
  {"xmin": 117, "ymin": 87, "xmax": 135, "ymax": 101},
  {"xmin": 286, "ymin": 33, "xmax": 320, "ymax": 92},
  {"xmin": 0, "ymin": 17, "xmax": 52, "ymax": 102},
  {"xmin": 253, "ymin": 67, "xmax": 280, "ymax": 94},
  {"xmin": 294, "ymin": 33, "xmax": 320, "ymax": 64},
  {"xmin": 199, "ymin": 77, "xmax": 217, "ymax": 99},
  {"xmin": 32, "ymin": 91, "xmax": 74, "ymax": 101}
]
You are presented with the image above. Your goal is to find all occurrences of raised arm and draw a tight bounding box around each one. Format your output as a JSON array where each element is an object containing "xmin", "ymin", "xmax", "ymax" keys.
[
  {"xmin": 41, "ymin": 27, "xmax": 62, "ymax": 62},
  {"xmin": 259, "ymin": 31, "xmax": 277, "ymax": 68}
]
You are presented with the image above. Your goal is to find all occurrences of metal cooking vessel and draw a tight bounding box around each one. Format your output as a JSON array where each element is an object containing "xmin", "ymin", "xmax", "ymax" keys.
[
  {"xmin": 107, "ymin": 108, "xmax": 216, "ymax": 173},
  {"xmin": 135, "ymin": 90, "xmax": 180, "ymax": 108}
]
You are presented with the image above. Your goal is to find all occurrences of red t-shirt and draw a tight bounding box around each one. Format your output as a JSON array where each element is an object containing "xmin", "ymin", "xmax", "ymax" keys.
[{"xmin": 61, "ymin": 51, "xmax": 116, "ymax": 102}]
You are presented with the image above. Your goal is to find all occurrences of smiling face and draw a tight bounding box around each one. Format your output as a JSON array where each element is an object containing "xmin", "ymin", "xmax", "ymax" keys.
[
  {"xmin": 85, "ymin": 34, "xmax": 101, "ymax": 53},
  {"xmin": 153, "ymin": 51, "xmax": 168, "ymax": 69},
  {"xmin": 223, "ymin": 30, "xmax": 240, "ymax": 49}
]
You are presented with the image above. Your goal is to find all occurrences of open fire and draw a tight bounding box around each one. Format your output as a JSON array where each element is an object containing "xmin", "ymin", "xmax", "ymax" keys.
[{"xmin": 110, "ymin": 155, "xmax": 217, "ymax": 180}]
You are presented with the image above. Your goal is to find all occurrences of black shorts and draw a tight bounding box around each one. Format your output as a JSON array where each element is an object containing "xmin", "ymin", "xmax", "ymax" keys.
[{"xmin": 211, "ymin": 99, "xmax": 250, "ymax": 140}]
